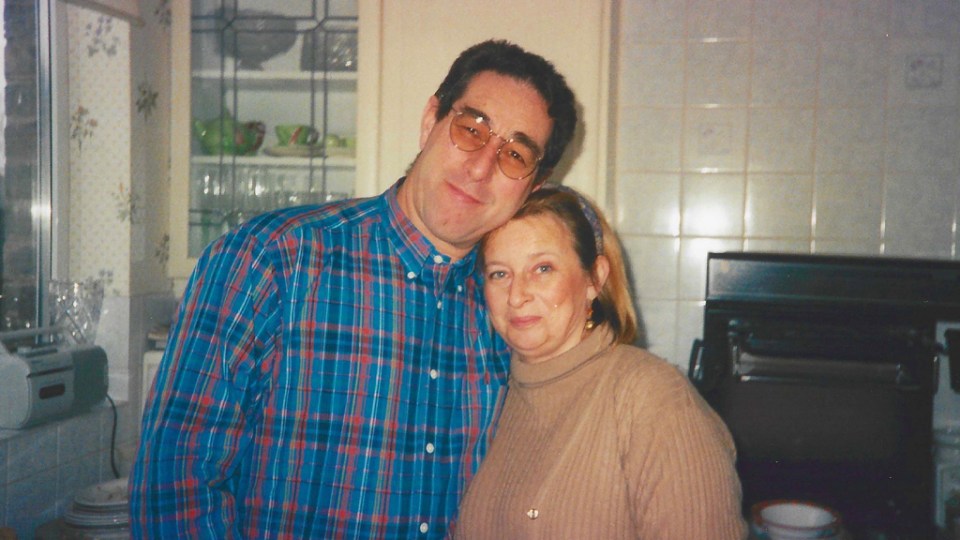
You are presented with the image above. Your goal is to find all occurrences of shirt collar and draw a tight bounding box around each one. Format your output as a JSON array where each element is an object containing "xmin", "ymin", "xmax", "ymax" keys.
[{"xmin": 384, "ymin": 178, "xmax": 479, "ymax": 283}]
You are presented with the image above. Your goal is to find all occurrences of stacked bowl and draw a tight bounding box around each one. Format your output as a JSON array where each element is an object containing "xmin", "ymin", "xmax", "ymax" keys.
[{"xmin": 751, "ymin": 500, "xmax": 842, "ymax": 540}]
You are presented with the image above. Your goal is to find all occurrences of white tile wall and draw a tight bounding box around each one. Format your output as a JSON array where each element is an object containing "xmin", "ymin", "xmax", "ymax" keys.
[
  {"xmin": 685, "ymin": 42, "xmax": 751, "ymax": 105},
  {"xmin": 752, "ymin": 0, "xmax": 819, "ymax": 42},
  {"xmin": 814, "ymin": 108, "xmax": 886, "ymax": 172},
  {"xmin": 813, "ymin": 173, "xmax": 884, "ymax": 240},
  {"xmin": 616, "ymin": 107, "xmax": 683, "ymax": 171},
  {"xmin": 613, "ymin": 0, "xmax": 960, "ymax": 367},
  {"xmin": 615, "ymin": 172, "xmax": 680, "ymax": 236},
  {"xmin": 745, "ymin": 173, "xmax": 813, "ymax": 238},
  {"xmin": 747, "ymin": 108, "xmax": 816, "ymax": 173},
  {"xmin": 681, "ymin": 174, "xmax": 745, "ymax": 237},
  {"xmin": 684, "ymin": 107, "xmax": 747, "ymax": 171},
  {"xmin": 686, "ymin": 0, "xmax": 752, "ymax": 41},
  {"xmin": 0, "ymin": 402, "xmax": 137, "ymax": 538},
  {"xmin": 750, "ymin": 41, "xmax": 818, "ymax": 107}
]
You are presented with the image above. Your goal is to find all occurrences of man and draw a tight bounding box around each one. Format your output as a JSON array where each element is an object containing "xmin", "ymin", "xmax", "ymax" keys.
[{"xmin": 130, "ymin": 39, "xmax": 577, "ymax": 538}]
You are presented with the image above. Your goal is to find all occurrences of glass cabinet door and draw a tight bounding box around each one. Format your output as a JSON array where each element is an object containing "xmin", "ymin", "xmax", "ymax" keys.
[{"xmin": 186, "ymin": 0, "xmax": 357, "ymax": 257}]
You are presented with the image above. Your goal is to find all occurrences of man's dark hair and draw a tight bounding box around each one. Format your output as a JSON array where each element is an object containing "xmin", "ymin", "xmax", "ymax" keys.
[{"xmin": 433, "ymin": 40, "xmax": 577, "ymax": 184}]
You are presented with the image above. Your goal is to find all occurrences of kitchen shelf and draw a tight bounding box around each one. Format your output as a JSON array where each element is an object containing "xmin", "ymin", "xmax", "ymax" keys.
[
  {"xmin": 191, "ymin": 154, "xmax": 356, "ymax": 169},
  {"xmin": 193, "ymin": 69, "xmax": 356, "ymax": 92}
]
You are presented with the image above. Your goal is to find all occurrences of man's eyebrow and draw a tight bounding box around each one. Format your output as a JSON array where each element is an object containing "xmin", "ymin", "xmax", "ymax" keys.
[
  {"xmin": 460, "ymin": 105, "xmax": 488, "ymax": 121},
  {"xmin": 459, "ymin": 105, "xmax": 544, "ymax": 156}
]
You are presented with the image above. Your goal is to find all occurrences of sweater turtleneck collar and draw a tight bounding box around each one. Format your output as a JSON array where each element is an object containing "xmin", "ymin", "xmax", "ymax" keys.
[{"xmin": 510, "ymin": 325, "xmax": 616, "ymax": 387}]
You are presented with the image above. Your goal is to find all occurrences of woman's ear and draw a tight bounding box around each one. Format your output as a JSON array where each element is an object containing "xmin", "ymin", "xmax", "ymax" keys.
[
  {"xmin": 588, "ymin": 256, "xmax": 611, "ymax": 301},
  {"xmin": 419, "ymin": 95, "xmax": 441, "ymax": 150}
]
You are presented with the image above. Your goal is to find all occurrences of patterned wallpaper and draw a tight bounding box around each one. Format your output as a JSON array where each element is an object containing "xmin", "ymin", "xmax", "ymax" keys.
[
  {"xmin": 67, "ymin": 8, "xmax": 131, "ymax": 294},
  {"xmin": 65, "ymin": 1, "xmax": 171, "ymax": 297}
]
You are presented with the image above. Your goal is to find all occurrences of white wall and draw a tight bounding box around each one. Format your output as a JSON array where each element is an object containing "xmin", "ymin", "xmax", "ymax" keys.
[{"xmin": 611, "ymin": 0, "xmax": 960, "ymax": 380}]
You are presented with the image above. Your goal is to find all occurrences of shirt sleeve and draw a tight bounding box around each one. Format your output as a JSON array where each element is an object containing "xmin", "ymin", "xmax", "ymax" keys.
[
  {"xmin": 129, "ymin": 227, "xmax": 280, "ymax": 539},
  {"xmin": 616, "ymin": 358, "xmax": 748, "ymax": 540}
]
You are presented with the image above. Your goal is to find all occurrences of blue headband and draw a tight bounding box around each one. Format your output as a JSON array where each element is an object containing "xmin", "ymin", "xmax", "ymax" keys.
[{"xmin": 552, "ymin": 185, "xmax": 603, "ymax": 254}]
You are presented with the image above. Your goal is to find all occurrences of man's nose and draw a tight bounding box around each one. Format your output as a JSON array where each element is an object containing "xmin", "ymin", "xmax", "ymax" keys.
[{"xmin": 464, "ymin": 140, "xmax": 501, "ymax": 181}]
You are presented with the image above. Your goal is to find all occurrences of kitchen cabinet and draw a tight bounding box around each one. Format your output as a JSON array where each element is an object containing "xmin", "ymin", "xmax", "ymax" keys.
[{"xmin": 168, "ymin": 0, "xmax": 365, "ymax": 277}]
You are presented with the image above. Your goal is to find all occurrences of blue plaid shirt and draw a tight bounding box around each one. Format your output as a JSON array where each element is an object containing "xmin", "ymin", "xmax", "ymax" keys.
[{"xmin": 130, "ymin": 180, "xmax": 510, "ymax": 539}]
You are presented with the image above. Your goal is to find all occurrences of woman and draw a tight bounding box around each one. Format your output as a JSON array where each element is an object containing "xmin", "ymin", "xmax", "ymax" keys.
[{"xmin": 456, "ymin": 186, "xmax": 747, "ymax": 539}]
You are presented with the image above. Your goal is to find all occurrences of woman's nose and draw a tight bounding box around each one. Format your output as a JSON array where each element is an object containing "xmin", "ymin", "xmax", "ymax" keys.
[{"xmin": 508, "ymin": 276, "xmax": 531, "ymax": 306}]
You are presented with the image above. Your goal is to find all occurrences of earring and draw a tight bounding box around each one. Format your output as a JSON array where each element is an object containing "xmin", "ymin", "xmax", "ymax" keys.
[{"xmin": 585, "ymin": 307, "xmax": 595, "ymax": 330}]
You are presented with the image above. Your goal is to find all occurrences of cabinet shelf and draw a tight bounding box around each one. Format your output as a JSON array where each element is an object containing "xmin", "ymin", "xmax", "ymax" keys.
[
  {"xmin": 192, "ymin": 154, "xmax": 355, "ymax": 169},
  {"xmin": 193, "ymin": 69, "xmax": 356, "ymax": 91}
]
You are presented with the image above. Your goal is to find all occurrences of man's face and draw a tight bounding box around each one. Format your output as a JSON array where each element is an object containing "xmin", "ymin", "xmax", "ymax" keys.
[{"xmin": 399, "ymin": 71, "xmax": 553, "ymax": 260}]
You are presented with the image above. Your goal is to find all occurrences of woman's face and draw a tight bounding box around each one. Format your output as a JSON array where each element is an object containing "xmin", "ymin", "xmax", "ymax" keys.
[{"xmin": 482, "ymin": 214, "xmax": 601, "ymax": 364}]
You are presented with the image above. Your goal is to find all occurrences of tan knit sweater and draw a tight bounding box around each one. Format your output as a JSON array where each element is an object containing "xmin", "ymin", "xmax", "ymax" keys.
[{"xmin": 455, "ymin": 326, "xmax": 747, "ymax": 539}]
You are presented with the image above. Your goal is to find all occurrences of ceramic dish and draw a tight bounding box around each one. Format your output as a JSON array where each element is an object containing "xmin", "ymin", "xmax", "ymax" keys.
[
  {"xmin": 73, "ymin": 477, "xmax": 129, "ymax": 509},
  {"xmin": 751, "ymin": 499, "xmax": 841, "ymax": 539},
  {"xmin": 323, "ymin": 146, "xmax": 355, "ymax": 158},
  {"xmin": 264, "ymin": 145, "xmax": 325, "ymax": 158}
]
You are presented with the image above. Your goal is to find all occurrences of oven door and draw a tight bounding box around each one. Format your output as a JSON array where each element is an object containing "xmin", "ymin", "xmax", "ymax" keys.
[{"xmin": 694, "ymin": 315, "xmax": 937, "ymax": 540}]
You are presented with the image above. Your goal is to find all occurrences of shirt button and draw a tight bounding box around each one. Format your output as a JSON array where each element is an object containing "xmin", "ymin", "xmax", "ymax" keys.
[
  {"xmin": 433, "ymin": 255, "xmax": 444, "ymax": 264},
  {"xmin": 425, "ymin": 442, "xmax": 435, "ymax": 454},
  {"xmin": 406, "ymin": 271, "xmax": 416, "ymax": 279},
  {"xmin": 436, "ymin": 300, "xmax": 442, "ymax": 309},
  {"xmin": 419, "ymin": 522, "xmax": 429, "ymax": 534},
  {"xmin": 429, "ymin": 369, "xmax": 439, "ymax": 379},
  {"xmin": 457, "ymin": 285, "xmax": 463, "ymax": 292}
]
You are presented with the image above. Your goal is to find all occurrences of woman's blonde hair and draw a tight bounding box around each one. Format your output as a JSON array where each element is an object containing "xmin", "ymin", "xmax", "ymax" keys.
[{"xmin": 478, "ymin": 186, "xmax": 638, "ymax": 344}]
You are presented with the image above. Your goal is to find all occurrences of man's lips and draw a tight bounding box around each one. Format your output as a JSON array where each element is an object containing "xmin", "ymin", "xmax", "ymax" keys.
[{"xmin": 444, "ymin": 180, "xmax": 483, "ymax": 205}]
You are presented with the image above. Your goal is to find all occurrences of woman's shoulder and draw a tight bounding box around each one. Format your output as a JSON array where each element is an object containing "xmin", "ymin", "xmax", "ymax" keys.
[
  {"xmin": 605, "ymin": 344, "xmax": 686, "ymax": 383},
  {"xmin": 603, "ymin": 344, "xmax": 706, "ymax": 409}
]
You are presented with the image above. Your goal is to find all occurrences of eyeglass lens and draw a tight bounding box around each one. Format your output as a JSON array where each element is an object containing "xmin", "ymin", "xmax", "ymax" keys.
[{"xmin": 449, "ymin": 111, "xmax": 540, "ymax": 180}]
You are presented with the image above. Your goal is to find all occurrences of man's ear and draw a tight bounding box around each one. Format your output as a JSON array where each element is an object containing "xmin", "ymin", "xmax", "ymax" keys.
[
  {"xmin": 419, "ymin": 95, "xmax": 441, "ymax": 150},
  {"xmin": 532, "ymin": 170, "xmax": 554, "ymax": 190}
]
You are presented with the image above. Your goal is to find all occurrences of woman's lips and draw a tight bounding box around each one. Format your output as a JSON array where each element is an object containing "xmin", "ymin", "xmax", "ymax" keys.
[{"xmin": 510, "ymin": 315, "xmax": 540, "ymax": 328}]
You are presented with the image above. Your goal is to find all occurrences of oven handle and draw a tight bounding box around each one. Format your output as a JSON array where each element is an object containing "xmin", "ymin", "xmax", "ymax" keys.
[
  {"xmin": 947, "ymin": 329, "xmax": 960, "ymax": 392},
  {"xmin": 729, "ymin": 338, "xmax": 919, "ymax": 389},
  {"xmin": 688, "ymin": 338, "xmax": 703, "ymax": 382}
]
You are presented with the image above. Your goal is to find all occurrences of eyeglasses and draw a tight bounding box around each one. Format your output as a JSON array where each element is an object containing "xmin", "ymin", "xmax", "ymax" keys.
[{"xmin": 448, "ymin": 107, "xmax": 542, "ymax": 180}]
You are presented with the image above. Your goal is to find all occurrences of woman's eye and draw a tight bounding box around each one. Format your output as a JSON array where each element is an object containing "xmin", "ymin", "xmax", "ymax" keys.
[
  {"xmin": 487, "ymin": 270, "xmax": 507, "ymax": 280},
  {"xmin": 535, "ymin": 264, "xmax": 552, "ymax": 274}
]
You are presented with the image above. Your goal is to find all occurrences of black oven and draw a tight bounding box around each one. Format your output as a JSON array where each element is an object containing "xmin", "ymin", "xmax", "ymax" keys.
[{"xmin": 689, "ymin": 252, "xmax": 960, "ymax": 540}]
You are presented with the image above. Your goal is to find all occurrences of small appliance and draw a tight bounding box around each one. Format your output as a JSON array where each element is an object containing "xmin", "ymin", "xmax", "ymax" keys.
[{"xmin": 0, "ymin": 326, "xmax": 108, "ymax": 429}]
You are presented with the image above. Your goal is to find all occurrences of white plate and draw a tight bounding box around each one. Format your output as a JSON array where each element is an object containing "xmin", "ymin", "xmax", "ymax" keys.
[
  {"xmin": 64, "ymin": 507, "xmax": 129, "ymax": 528},
  {"xmin": 73, "ymin": 477, "xmax": 129, "ymax": 508}
]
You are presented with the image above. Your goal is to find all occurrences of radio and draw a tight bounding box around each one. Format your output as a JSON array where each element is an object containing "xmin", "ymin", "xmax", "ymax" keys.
[{"xmin": 0, "ymin": 327, "xmax": 108, "ymax": 429}]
